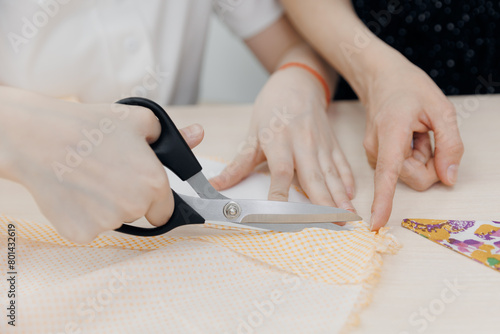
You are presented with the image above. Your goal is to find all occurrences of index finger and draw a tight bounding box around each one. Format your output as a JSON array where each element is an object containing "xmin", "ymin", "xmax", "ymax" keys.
[{"xmin": 370, "ymin": 129, "xmax": 411, "ymax": 231}]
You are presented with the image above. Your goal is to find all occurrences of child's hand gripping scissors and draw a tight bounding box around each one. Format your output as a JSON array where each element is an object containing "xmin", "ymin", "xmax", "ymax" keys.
[{"xmin": 114, "ymin": 97, "xmax": 362, "ymax": 236}]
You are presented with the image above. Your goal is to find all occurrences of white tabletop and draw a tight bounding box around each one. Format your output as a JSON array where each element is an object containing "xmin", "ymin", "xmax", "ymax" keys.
[{"xmin": 1, "ymin": 95, "xmax": 499, "ymax": 333}]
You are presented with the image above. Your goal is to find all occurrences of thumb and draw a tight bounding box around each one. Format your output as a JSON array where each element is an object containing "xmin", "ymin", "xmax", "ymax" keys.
[
  {"xmin": 179, "ymin": 124, "xmax": 204, "ymax": 149},
  {"xmin": 431, "ymin": 107, "xmax": 464, "ymax": 186},
  {"xmin": 132, "ymin": 107, "xmax": 204, "ymax": 147}
]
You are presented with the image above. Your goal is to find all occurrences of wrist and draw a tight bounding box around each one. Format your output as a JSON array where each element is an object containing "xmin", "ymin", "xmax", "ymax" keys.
[
  {"xmin": 346, "ymin": 39, "xmax": 409, "ymax": 105},
  {"xmin": 278, "ymin": 62, "xmax": 331, "ymax": 105},
  {"xmin": 261, "ymin": 68, "xmax": 328, "ymax": 109}
]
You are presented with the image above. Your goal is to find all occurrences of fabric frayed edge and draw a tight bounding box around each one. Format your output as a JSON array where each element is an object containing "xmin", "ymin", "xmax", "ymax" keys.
[
  {"xmin": 341, "ymin": 227, "xmax": 402, "ymax": 333},
  {"xmin": 1, "ymin": 217, "xmax": 402, "ymax": 333}
]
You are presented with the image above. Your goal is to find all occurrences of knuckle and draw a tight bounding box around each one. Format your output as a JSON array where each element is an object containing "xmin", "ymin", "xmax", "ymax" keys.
[
  {"xmin": 435, "ymin": 133, "xmax": 465, "ymax": 157},
  {"xmin": 272, "ymin": 162, "xmax": 294, "ymax": 179},
  {"xmin": 149, "ymin": 205, "xmax": 174, "ymax": 227},
  {"xmin": 308, "ymin": 170, "xmax": 325, "ymax": 184},
  {"xmin": 148, "ymin": 171, "xmax": 169, "ymax": 193},
  {"xmin": 377, "ymin": 163, "xmax": 400, "ymax": 183},
  {"xmin": 323, "ymin": 165, "xmax": 339, "ymax": 178},
  {"xmin": 315, "ymin": 194, "xmax": 334, "ymax": 206},
  {"xmin": 122, "ymin": 199, "xmax": 149, "ymax": 221},
  {"xmin": 441, "ymin": 100, "xmax": 456, "ymax": 115},
  {"xmin": 363, "ymin": 138, "xmax": 376, "ymax": 156},
  {"xmin": 131, "ymin": 106, "xmax": 158, "ymax": 131},
  {"xmin": 448, "ymin": 140, "xmax": 465, "ymax": 157},
  {"xmin": 435, "ymin": 100, "xmax": 458, "ymax": 123},
  {"xmin": 406, "ymin": 177, "xmax": 435, "ymax": 192},
  {"xmin": 331, "ymin": 149, "xmax": 346, "ymax": 162}
]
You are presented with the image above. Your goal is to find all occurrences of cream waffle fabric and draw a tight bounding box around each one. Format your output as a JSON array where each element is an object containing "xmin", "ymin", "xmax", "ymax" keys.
[{"xmin": 0, "ymin": 158, "xmax": 400, "ymax": 333}]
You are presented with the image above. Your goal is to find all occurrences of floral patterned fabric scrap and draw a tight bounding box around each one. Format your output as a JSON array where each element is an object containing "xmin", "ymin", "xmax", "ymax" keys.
[{"xmin": 402, "ymin": 219, "xmax": 500, "ymax": 272}]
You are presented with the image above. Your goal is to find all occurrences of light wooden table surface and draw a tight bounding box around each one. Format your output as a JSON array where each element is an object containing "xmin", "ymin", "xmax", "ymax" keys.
[{"xmin": 1, "ymin": 95, "xmax": 499, "ymax": 333}]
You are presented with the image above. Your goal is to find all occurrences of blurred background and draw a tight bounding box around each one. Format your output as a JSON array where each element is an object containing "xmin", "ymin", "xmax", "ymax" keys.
[{"xmin": 199, "ymin": 14, "xmax": 268, "ymax": 104}]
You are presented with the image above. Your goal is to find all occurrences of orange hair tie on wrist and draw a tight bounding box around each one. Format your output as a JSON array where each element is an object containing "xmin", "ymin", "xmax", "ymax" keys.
[{"xmin": 278, "ymin": 62, "xmax": 331, "ymax": 105}]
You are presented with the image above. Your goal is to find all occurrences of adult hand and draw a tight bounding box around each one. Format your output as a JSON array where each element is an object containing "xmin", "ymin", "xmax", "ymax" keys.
[
  {"xmin": 0, "ymin": 88, "xmax": 204, "ymax": 243},
  {"xmin": 210, "ymin": 68, "xmax": 356, "ymax": 212},
  {"xmin": 364, "ymin": 60, "xmax": 464, "ymax": 230}
]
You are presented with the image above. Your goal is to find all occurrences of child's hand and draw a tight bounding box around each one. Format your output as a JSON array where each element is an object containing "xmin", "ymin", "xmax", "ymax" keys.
[{"xmin": 210, "ymin": 67, "xmax": 355, "ymax": 212}]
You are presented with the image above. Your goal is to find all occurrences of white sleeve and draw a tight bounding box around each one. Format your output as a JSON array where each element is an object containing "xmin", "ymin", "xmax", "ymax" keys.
[{"xmin": 212, "ymin": 0, "xmax": 284, "ymax": 39}]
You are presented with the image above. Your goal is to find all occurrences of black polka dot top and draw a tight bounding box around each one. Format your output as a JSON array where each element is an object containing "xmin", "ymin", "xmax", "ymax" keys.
[{"xmin": 334, "ymin": 0, "xmax": 500, "ymax": 100}]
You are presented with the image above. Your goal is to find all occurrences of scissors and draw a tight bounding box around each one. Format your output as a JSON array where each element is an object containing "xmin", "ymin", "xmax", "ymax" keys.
[{"xmin": 114, "ymin": 97, "xmax": 362, "ymax": 236}]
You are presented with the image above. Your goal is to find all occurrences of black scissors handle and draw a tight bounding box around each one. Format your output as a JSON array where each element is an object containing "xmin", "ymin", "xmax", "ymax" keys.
[{"xmin": 114, "ymin": 97, "xmax": 205, "ymax": 236}]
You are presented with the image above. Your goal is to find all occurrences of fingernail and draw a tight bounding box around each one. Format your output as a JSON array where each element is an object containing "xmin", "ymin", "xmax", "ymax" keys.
[
  {"xmin": 185, "ymin": 124, "xmax": 203, "ymax": 139},
  {"xmin": 369, "ymin": 212, "xmax": 377, "ymax": 231},
  {"xmin": 346, "ymin": 187, "xmax": 355, "ymax": 199},
  {"xmin": 447, "ymin": 164, "xmax": 458, "ymax": 185},
  {"xmin": 340, "ymin": 201, "xmax": 356, "ymax": 214}
]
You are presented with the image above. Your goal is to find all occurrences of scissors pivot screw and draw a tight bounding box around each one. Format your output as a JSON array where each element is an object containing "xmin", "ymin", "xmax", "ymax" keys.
[{"xmin": 223, "ymin": 201, "xmax": 241, "ymax": 220}]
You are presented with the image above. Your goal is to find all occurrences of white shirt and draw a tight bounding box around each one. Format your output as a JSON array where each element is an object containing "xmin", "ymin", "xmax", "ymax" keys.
[{"xmin": 0, "ymin": 0, "xmax": 283, "ymax": 105}]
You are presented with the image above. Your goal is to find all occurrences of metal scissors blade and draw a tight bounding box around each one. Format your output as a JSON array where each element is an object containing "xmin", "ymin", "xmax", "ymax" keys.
[
  {"xmin": 178, "ymin": 194, "xmax": 361, "ymax": 232},
  {"xmin": 113, "ymin": 97, "xmax": 363, "ymax": 237}
]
